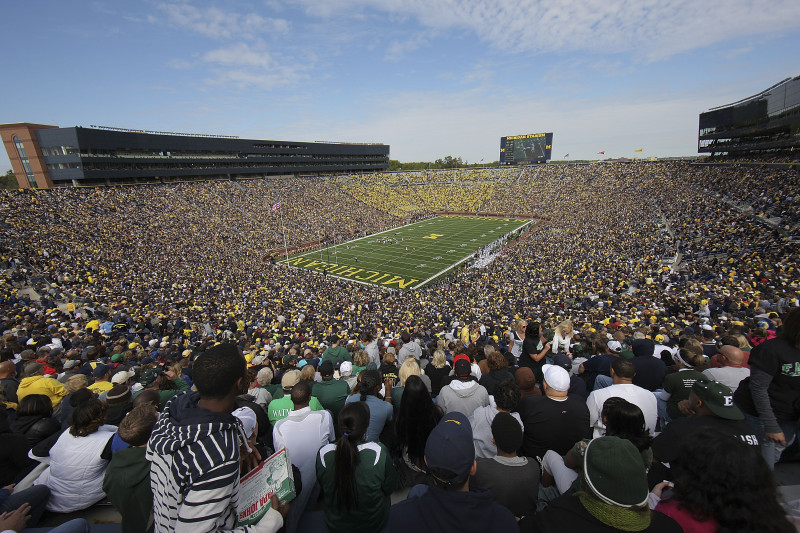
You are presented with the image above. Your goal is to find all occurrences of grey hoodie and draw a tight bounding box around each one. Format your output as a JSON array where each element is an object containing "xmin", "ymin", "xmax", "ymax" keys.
[{"xmin": 436, "ymin": 380, "xmax": 489, "ymax": 418}]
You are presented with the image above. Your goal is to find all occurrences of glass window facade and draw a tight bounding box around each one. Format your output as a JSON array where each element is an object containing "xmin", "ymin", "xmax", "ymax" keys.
[
  {"xmin": 13, "ymin": 136, "xmax": 37, "ymax": 187},
  {"xmin": 698, "ymin": 75, "xmax": 800, "ymax": 154}
]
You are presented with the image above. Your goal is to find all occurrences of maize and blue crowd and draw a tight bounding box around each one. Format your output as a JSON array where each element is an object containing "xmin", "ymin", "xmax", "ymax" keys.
[{"xmin": 0, "ymin": 160, "xmax": 799, "ymax": 532}]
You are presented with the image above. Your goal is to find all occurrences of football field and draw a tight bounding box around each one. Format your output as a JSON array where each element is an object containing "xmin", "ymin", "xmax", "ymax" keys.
[{"xmin": 284, "ymin": 216, "xmax": 535, "ymax": 290}]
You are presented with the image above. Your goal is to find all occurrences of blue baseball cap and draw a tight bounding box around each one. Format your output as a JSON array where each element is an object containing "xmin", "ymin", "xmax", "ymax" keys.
[{"xmin": 424, "ymin": 412, "xmax": 474, "ymax": 484}]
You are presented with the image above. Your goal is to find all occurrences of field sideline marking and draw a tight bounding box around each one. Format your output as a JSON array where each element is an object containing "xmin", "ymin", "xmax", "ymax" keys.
[
  {"xmin": 411, "ymin": 219, "xmax": 532, "ymax": 289},
  {"xmin": 285, "ymin": 216, "xmax": 531, "ymax": 290}
]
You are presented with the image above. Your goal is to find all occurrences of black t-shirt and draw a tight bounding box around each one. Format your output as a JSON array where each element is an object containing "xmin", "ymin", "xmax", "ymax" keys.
[
  {"xmin": 478, "ymin": 368, "xmax": 514, "ymax": 396},
  {"xmin": 652, "ymin": 415, "xmax": 760, "ymax": 464},
  {"xmin": 568, "ymin": 375, "xmax": 589, "ymax": 400},
  {"xmin": 519, "ymin": 336, "xmax": 544, "ymax": 380},
  {"xmin": 518, "ymin": 395, "xmax": 591, "ymax": 458},
  {"xmin": 734, "ymin": 338, "xmax": 800, "ymax": 421},
  {"xmin": 632, "ymin": 356, "xmax": 668, "ymax": 392},
  {"xmin": 426, "ymin": 365, "xmax": 451, "ymax": 396},
  {"xmin": 581, "ymin": 355, "xmax": 615, "ymax": 391}
]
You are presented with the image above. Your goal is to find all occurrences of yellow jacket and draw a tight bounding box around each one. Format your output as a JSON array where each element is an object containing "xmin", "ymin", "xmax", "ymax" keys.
[{"xmin": 17, "ymin": 375, "xmax": 67, "ymax": 408}]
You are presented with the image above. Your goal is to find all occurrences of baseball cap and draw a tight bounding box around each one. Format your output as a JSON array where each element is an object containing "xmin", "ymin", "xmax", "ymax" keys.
[
  {"xmin": 692, "ymin": 380, "xmax": 743, "ymax": 420},
  {"xmin": 111, "ymin": 369, "xmax": 136, "ymax": 385},
  {"xmin": 111, "ymin": 353, "xmax": 124, "ymax": 363},
  {"xmin": 607, "ymin": 340, "xmax": 622, "ymax": 353},
  {"xmin": 552, "ymin": 353, "xmax": 572, "ymax": 372},
  {"xmin": 140, "ymin": 368, "xmax": 160, "ymax": 388},
  {"xmin": 454, "ymin": 358, "xmax": 472, "ymax": 379},
  {"xmin": 22, "ymin": 362, "xmax": 43, "ymax": 378},
  {"xmin": 282, "ymin": 353, "xmax": 298, "ymax": 365},
  {"xmin": 425, "ymin": 412, "xmax": 475, "ymax": 485},
  {"xmin": 281, "ymin": 369, "xmax": 301, "ymax": 390},
  {"xmin": 232, "ymin": 406, "xmax": 257, "ymax": 438},
  {"xmin": 542, "ymin": 364, "xmax": 570, "ymax": 392},
  {"xmin": 92, "ymin": 364, "xmax": 110, "ymax": 378},
  {"xmin": 339, "ymin": 361, "xmax": 353, "ymax": 376}
]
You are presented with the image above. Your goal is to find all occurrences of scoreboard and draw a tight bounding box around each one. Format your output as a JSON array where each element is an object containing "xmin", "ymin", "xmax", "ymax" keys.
[{"xmin": 500, "ymin": 132, "xmax": 553, "ymax": 165}]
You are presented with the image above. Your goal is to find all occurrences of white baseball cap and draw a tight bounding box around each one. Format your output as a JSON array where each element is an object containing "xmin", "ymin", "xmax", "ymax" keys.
[{"xmin": 542, "ymin": 364, "xmax": 570, "ymax": 392}]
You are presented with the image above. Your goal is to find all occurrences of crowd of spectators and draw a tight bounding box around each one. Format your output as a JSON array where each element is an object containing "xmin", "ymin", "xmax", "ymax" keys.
[{"xmin": 0, "ymin": 160, "xmax": 798, "ymax": 531}]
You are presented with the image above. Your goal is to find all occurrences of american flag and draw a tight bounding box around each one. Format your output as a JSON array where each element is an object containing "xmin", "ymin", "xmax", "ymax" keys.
[{"xmin": 271, "ymin": 199, "xmax": 281, "ymax": 212}]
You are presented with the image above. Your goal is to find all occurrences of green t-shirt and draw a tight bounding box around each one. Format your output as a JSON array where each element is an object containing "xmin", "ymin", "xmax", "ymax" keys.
[
  {"xmin": 312, "ymin": 379, "xmax": 351, "ymax": 423},
  {"xmin": 267, "ymin": 395, "xmax": 324, "ymax": 424}
]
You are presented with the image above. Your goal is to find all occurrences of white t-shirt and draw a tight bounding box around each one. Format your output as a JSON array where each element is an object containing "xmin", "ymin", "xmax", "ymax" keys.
[
  {"xmin": 272, "ymin": 406, "xmax": 334, "ymax": 469},
  {"xmin": 703, "ymin": 367, "xmax": 750, "ymax": 393},
  {"xmin": 586, "ymin": 383, "xmax": 658, "ymax": 438}
]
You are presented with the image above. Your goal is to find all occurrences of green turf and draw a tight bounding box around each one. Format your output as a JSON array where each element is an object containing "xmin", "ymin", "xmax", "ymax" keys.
[{"xmin": 285, "ymin": 215, "xmax": 534, "ymax": 290}]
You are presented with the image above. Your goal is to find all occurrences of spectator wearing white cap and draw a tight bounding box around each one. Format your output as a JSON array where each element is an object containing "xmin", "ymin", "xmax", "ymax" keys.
[
  {"xmin": 337, "ymin": 361, "xmax": 357, "ymax": 391},
  {"xmin": 518, "ymin": 364, "xmax": 591, "ymax": 459}
]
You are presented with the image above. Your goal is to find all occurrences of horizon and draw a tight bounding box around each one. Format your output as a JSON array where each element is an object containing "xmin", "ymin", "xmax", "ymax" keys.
[{"xmin": 1, "ymin": 0, "xmax": 799, "ymax": 173}]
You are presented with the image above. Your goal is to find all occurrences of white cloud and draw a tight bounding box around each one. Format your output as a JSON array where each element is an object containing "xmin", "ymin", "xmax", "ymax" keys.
[
  {"xmin": 201, "ymin": 42, "xmax": 310, "ymax": 89},
  {"xmin": 384, "ymin": 32, "xmax": 429, "ymax": 61},
  {"xmin": 153, "ymin": 2, "xmax": 289, "ymax": 39},
  {"xmin": 278, "ymin": 82, "xmax": 755, "ymax": 162},
  {"xmin": 293, "ymin": 0, "xmax": 800, "ymax": 61}
]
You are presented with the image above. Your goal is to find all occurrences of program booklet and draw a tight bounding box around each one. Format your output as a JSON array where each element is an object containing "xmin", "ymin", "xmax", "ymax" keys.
[{"xmin": 236, "ymin": 447, "xmax": 296, "ymax": 526}]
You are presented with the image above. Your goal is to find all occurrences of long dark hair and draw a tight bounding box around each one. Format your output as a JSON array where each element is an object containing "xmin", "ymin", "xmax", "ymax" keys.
[
  {"xmin": 359, "ymin": 369, "xmax": 381, "ymax": 401},
  {"xmin": 16, "ymin": 394, "xmax": 53, "ymax": 418},
  {"xmin": 601, "ymin": 397, "xmax": 651, "ymax": 452},
  {"xmin": 671, "ymin": 428, "xmax": 793, "ymax": 533},
  {"xmin": 394, "ymin": 375, "xmax": 440, "ymax": 464},
  {"xmin": 334, "ymin": 401, "xmax": 370, "ymax": 511},
  {"xmin": 778, "ymin": 308, "xmax": 800, "ymax": 348}
]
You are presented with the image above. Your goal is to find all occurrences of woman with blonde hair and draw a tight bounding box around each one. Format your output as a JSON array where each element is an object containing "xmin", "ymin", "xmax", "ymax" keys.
[
  {"xmin": 426, "ymin": 350, "xmax": 451, "ymax": 397},
  {"xmin": 299, "ymin": 364, "xmax": 317, "ymax": 383},
  {"xmin": 551, "ymin": 320, "xmax": 573, "ymax": 356},
  {"xmin": 390, "ymin": 358, "xmax": 432, "ymax": 410},
  {"xmin": 352, "ymin": 349, "xmax": 370, "ymax": 375},
  {"xmin": 508, "ymin": 319, "xmax": 527, "ymax": 364}
]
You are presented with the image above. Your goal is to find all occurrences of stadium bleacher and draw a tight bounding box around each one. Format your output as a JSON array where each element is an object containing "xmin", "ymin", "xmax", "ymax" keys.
[{"xmin": 0, "ymin": 160, "xmax": 798, "ymax": 531}]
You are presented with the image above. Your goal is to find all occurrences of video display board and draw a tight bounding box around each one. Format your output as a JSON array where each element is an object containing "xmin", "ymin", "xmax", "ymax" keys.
[{"xmin": 500, "ymin": 132, "xmax": 552, "ymax": 165}]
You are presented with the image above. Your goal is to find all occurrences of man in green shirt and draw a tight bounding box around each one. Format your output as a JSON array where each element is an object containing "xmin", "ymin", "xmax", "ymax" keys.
[
  {"xmin": 267, "ymin": 369, "xmax": 324, "ymax": 424},
  {"xmin": 321, "ymin": 336, "xmax": 352, "ymax": 366},
  {"xmin": 312, "ymin": 361, "xmax": 350, "ymax": 425}
]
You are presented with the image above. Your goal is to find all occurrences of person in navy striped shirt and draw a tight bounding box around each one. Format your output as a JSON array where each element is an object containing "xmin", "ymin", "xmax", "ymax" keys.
[{"xmin": 147, "ymin": 343, "xmax": 288, "ymax": 532}]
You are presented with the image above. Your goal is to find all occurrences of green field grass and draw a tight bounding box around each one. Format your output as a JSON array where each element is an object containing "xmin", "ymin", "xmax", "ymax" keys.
[{"xmin": 285, "ymin": 215, "xmax": 535, "ymax": 290}]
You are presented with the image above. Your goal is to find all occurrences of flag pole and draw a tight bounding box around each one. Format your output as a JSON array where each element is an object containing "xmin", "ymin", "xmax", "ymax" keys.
[{"xmin": 277, "ymin": 202, "xmax": 289, "ymax": 264}]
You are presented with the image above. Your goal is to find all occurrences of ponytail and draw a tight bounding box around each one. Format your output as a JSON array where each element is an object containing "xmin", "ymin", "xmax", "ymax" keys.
[{"xmin": 334, "ymin": 402, "xmax": 370, "ymax": 510}]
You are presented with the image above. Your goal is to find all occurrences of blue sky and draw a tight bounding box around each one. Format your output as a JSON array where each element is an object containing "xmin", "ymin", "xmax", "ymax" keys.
[{"xmin": 1, "ymin": 0, "xmax": 799, "ymax": 171}]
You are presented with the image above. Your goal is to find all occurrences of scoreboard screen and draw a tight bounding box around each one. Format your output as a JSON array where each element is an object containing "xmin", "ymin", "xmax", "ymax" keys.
[{"xmin": 500, "ymin": 132, "xmax": 553, "ymax": 165}]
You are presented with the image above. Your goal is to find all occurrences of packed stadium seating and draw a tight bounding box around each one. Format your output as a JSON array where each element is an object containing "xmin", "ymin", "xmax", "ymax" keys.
[{"xmin": 0, "ymin": 161, "xmax": 797, "ymax": 335}]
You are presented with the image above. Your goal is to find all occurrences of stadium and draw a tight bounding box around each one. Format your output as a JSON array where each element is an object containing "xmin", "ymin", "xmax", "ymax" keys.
[{"xmin": 0, "ymin": 73, "xmax": 799, "ymax": 530}]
